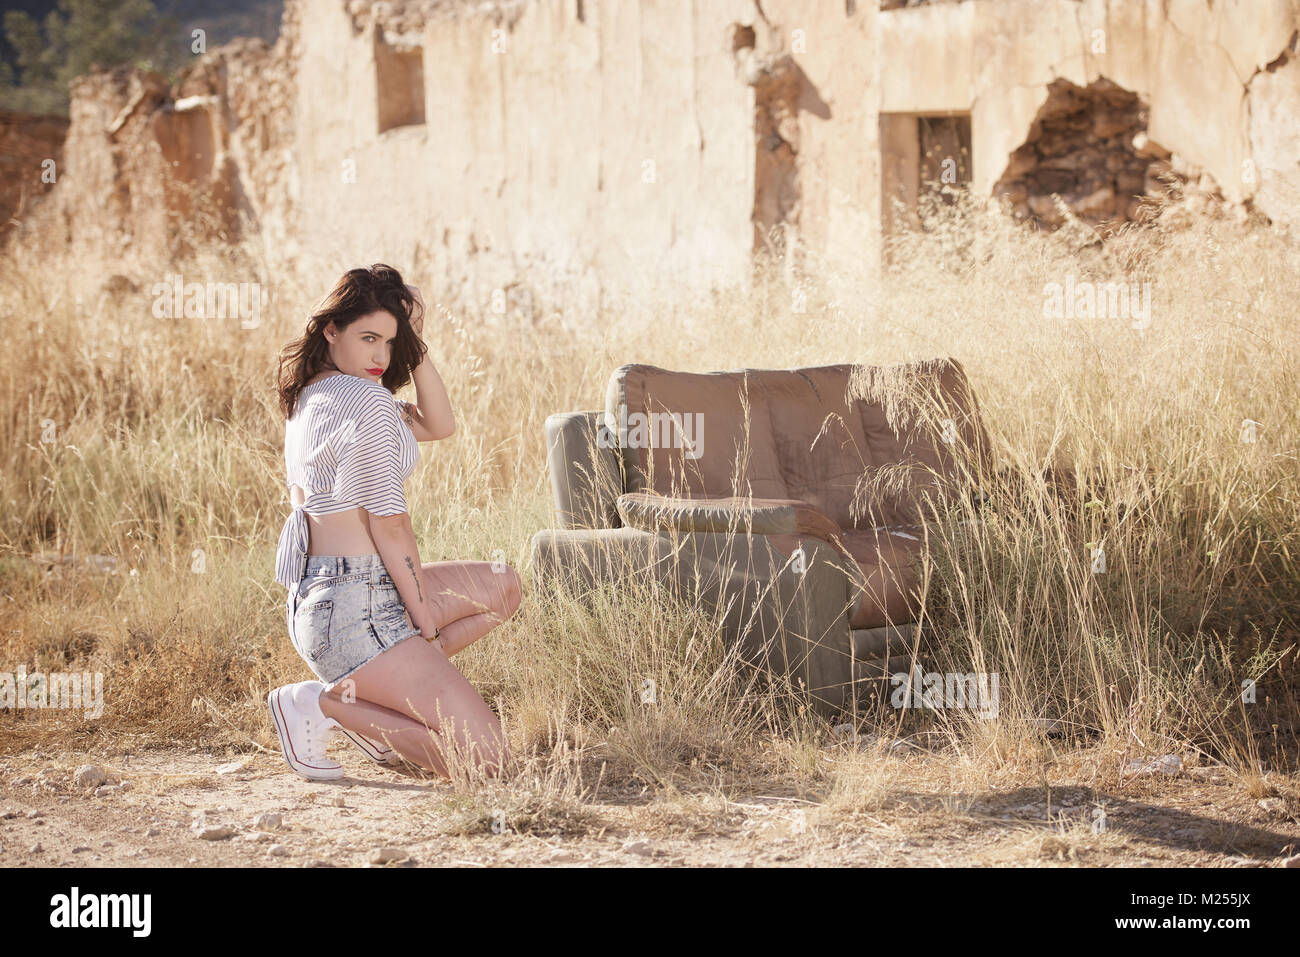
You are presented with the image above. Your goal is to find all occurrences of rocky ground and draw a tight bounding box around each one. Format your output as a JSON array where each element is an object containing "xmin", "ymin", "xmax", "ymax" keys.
[{"xmin": 2, "ymin": 744, "xmax": 1298, "ymax": 868}]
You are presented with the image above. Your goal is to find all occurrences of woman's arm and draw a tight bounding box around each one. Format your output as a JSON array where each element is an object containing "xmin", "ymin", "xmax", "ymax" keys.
[
  {"xmin": 403, "ymin": 285, "xmax": 455, "ymax": 442},
  {"xmin": 400, "ymin": 361, "xmax": 455, "ymax": 442},
  {"xmin": 368, "ymin": 512, "xmax": 446, "ymax": 653}
]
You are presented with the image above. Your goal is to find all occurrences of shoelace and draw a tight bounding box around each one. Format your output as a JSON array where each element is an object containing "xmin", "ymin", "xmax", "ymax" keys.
[{"xmin": 301, "ymin": 715, "xmax": 336, "ymax": 763}]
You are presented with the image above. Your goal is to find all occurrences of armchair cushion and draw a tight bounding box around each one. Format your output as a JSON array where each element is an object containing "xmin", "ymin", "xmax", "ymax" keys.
[
  {"xmin": 617, "ymin": 490, "xmax": 923, "ymax": 630},
  {"xmin": 615, "ymin": 491, "xmax": 844, "ymax": 543}
]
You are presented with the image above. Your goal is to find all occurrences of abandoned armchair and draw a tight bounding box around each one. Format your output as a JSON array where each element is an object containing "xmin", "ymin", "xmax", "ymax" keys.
[{"xmin": 527, "ymin": 357, "xmax": 1000, "ymax": 719}]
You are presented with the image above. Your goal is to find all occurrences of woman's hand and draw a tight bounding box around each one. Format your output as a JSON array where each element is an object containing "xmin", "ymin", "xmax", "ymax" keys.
[
  {"xmin": 408, "ymin": 609, "xmax": 445, "ymax": 652},
  {"xmin": 405, "ymin": 284, "xmax": 425, "ymax": 339},
  {"xmin": 420, "ymin": 625, "xmax": 445, "ymax": 654}
]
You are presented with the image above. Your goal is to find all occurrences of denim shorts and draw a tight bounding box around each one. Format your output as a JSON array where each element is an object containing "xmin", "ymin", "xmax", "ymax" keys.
[{"xmin": 285, "ymin": 554, "xmax": 423, "ymax": 686}]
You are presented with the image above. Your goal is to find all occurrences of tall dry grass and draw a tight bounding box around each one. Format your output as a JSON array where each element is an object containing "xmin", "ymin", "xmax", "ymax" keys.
[{"xmin": 0, "ymin": 187, "xmax": 1295, "ymax": 808}]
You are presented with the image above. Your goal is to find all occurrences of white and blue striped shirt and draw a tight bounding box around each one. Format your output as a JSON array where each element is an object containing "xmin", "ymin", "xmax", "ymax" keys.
[{"xmin": 274, "ymin": 373, "xmax": 419, "ymax": 589}]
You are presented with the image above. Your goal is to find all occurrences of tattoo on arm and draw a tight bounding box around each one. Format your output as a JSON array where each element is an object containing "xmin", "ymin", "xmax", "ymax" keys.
[{"xmin": 403, "ymin": 556, "xmax": 423, "ymax": 602}]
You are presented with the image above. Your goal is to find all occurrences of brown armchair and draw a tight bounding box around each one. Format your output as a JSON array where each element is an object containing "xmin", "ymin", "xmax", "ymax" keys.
[{"xmin": 527, "ymin": 358, "xmax": 995, "ymax": 718}]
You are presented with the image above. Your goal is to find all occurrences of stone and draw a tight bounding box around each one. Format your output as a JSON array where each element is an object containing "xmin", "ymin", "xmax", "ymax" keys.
[
  {"xmin": 1132, "ymin": 131, "xmax": 1171, "ymax": 159},
  {"xmin": 194, "ymin": 825, "xmax": 237, "ymax": 841},
  {"xmin": 1092, "ymin": 110, "xmax": 1132, "ymax": 138},
  {"xmin": 1027, "ymin": 195, "xmax": 1067, "ymax": 225},
  {"xmin": 1125, "ymin": 754, "xmax": 1183, "ymax": 776},
  {"xmin": 1256, "ymin": 798, "xmax": 1287, "ymax": 818},
  {"xmin": 1001, "ymin": 147, "xmax": 1038, "ymax": 180},
  {"xmin": 1116, "ymin": 170, "xmax": 1146, "ymax": 194},
  {"xmin": 73, "ymin": 765, "xmax": 108, "ymax": 789},
  {"xmin": 369, "ymin": 846, "xmax": 409, "ymax": 864},
  {"xmin": 997, "ymin": 180, "xmax": 1029, "ymax": 205}
]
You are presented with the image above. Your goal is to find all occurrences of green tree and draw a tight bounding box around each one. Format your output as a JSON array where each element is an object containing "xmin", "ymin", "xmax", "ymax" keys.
[{"xmin": 0, "ymin": 0, "xmax": 183, "ymax": 116}]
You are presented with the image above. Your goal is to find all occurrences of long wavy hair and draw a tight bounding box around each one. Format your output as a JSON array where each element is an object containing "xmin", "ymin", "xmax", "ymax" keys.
[{"xmin": 275, "ymin": 264, "xmax": 427, "ymax": 419}]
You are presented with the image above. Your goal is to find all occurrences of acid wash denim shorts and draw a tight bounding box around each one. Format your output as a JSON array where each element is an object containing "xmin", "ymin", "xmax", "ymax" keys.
[{"xmin": 285, "ymin": 554, "xmax": 423, "ymax": 687}]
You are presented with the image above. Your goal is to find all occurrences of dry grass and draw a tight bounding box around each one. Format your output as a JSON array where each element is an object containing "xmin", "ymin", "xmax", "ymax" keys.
[{"xmin": 1, "ymin": 186, "xmax": 1297, "ymax": 837}]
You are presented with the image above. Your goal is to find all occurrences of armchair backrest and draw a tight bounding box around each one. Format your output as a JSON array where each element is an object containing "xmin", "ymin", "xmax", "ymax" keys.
[{"xmin": 601, "ymin": 358, "xmax": 992, "ymax": 529}]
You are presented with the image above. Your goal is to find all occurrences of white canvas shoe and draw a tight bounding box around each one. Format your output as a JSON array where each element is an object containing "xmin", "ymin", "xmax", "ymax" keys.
[
  {"xmin": 338, "ymin": 727, "xmax": 404, "ymax": 766},
  {"xmin": 267, "ymin": 681, "xmax": 343, "ymax": 780}
]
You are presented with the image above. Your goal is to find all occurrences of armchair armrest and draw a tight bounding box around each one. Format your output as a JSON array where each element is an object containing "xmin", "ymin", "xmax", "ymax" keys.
[{"xmin": 544, "ymin": 411, "xmax": 624, "ymax": 529}]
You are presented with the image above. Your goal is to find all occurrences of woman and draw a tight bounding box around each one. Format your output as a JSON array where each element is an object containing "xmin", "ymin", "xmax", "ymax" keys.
[{"xmin": 267, "ymin": 264, "xmax": 517, "ymax": 781}]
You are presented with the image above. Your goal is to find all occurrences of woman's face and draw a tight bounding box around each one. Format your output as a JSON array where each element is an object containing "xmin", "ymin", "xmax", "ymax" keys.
[{"xmin": 324, "ymin": 309, "xmax": 399, "ymax": 383}]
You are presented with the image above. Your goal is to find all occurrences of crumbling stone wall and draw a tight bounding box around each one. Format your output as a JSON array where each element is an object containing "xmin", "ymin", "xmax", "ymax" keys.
[
  {"xmin": 879, "ymin": 0, "xmax": 961, "ymax": 8},
  {"xmin": 992, "ymin": 77, "xmax": 1234, "ymax": 233},
  {"xmin": 994, "ymin": 78, "xmax": 1154, "ymax": 231},
  {"xmin": 8, "ymin": 0, "xmax": 1300, "ymax": 306},
  {"xmin": 4, "ymin": 2, "xmax": 301, "ymax": 276},
  {"xmin": 1248, "ymin": 30, "xmax": 1300, "ymax": 229},
  {"xmin": 746, "ymin": 48, "xmax": 802, "ymax": 257},
  {"xmin": 21, "ymin": 68, "xmax": 174, "ymax": 267},
  {"xmin": 0, "ymin": 111, "xmax": 69, "ymax": 244},
  {"xmin": 167, "ymin": 20, "xmax": 302, "ymax": 263}
]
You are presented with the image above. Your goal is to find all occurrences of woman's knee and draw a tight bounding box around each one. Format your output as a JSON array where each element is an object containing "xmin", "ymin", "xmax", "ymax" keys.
[
  {"xmin": 468, "ymin": 718, "xmax": 510, "ymax": 776},
  {"xmin": 486, "ymin": 561, "xmax": 520, "ymax": 621},
  {"xmin": 495, "ymin": 565, "xmax": 522, "ymax": 619},
  {"xmin": 430, "ymin": 706, "xmax": 509, "ymax": 772}
]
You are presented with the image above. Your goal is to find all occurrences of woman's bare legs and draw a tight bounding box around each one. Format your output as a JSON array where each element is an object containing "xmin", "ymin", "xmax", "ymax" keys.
[
  {"xmin": 336, "ymin": 635, "xmax": 508, "ymax": 775},
  {"xmin": 315, "ymin": 561, "xmax": 522, "ymax": 776},
  {"xmin": 318, "ymin": 691, "xmax": 454, "ymax": 775}
]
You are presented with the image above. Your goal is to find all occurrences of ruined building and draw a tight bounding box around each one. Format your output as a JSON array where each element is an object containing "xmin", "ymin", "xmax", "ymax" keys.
[{"xmin": 7, "ymin": 0, "xmax": 1300, "ymax": 309}]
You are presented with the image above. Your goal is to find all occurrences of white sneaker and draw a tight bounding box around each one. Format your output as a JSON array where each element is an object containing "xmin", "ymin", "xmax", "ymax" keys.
[
  {"xmin": 338, "ymin": 727, "xmax": 404, "ymax": 766},
  {"xmin": 267, "ymin": 681, "xmax": 343, "ymax": 780}
]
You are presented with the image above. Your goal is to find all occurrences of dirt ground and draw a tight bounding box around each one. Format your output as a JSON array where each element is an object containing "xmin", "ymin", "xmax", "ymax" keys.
[{"xmin": 2, "ymin": 742, "xmax": 1298, "ymax": 868}]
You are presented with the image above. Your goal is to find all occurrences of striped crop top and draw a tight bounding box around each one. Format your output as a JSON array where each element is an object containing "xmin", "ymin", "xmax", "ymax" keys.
[{"xmin": 273, "ymin": 373, "xmax": 419, "ymax": 589}]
